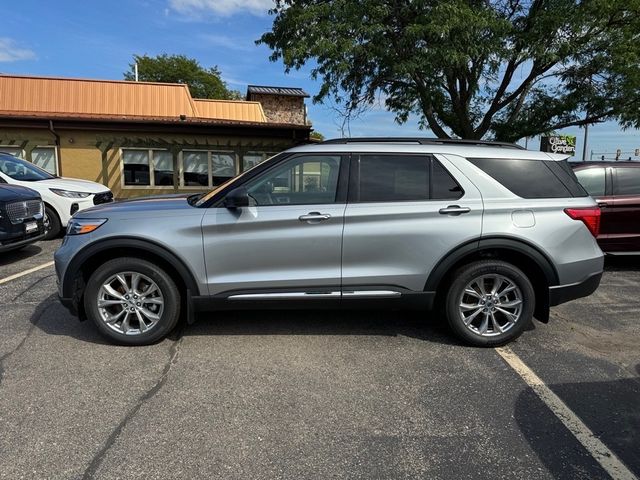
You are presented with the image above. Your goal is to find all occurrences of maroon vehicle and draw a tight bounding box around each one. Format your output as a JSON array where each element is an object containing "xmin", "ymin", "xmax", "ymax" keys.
[{"xmin": 572, "ymin": 161, "xmax": 640, "ymax": 254}]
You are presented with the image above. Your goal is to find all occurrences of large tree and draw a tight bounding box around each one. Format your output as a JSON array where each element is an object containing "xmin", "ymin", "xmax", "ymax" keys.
[
  {"xmin": 260, "ymin": 0, "xmax": 640, "ymax": 141},
  {"xmin": 124, "ymin": 54, "xmax": 241, "ymax": 100}
]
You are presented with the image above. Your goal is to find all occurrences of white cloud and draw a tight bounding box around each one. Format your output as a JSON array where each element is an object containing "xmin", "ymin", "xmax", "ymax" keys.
[
  {"xmin": 0, "ymin": 38, "xmax": 35, "ymax": 62},
  {"xmin": 169, "ymin": 0, "xmax": 274, "ymax": 17},
  {"xmin": 199, "ymin": 34, "xmax": 254, "ymax": 51}
]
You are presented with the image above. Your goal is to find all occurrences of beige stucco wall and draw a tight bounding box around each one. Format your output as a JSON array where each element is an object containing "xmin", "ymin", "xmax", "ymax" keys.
[{"xmin": 0, "ymin": 126, "xmax": 297, "ymax": 198}]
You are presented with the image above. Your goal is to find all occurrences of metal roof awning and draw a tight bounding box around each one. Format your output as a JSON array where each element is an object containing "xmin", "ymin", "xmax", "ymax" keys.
[{"xmin": 247, "ymin": 85, "xmax": 310, "ymax": 98}]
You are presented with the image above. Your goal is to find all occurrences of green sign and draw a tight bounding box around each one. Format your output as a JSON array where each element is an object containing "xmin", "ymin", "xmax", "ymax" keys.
[{"xmin": 540, "ymin": 135, "xmax": 576, "ymax": 155}]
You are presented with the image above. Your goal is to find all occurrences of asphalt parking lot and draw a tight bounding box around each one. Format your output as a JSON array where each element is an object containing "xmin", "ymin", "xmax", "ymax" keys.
[{"xmin": 0, "ymin": 240, "xmax": 638, "ymax": 480}]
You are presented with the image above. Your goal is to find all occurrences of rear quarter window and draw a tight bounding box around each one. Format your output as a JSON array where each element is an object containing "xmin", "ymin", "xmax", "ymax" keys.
[
  {"xmin": 614, "ymin": 167, "xmax": 640, "ymax": 196},
  {"xmin": 574, "ymin": 167, "xmax": 606, "ymax": 197},
  {"xmin": 468, "ymin": 158, "xmax": 587, "ymax": 199}
]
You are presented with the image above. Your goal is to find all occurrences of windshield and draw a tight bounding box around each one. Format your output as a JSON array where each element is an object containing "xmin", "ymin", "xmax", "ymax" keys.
[
  {"xmin": 0, "ymin": 153, "xmax": 55, "ymax": 181},
  {"xmin": 194, "ymin": 152, "xmax": 286, "ymax": 207}
]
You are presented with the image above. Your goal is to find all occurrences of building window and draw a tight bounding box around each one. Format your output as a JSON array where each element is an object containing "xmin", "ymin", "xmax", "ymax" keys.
[
  {"xmin": 0, "ymin": 146, "xmax": 24, "ymax": 158},
  {"xmin": 123, "ymin": 150, "xmax": 150, "ymax": 186},
  {"xmin": 242, "ymin": 152, "xmax": 267, "ymax": 172},
  {"xmin": 153, "ymin": 150, "xmax": 174, "ymax": 186},
  {"xmin": 122, "ymin": 149, "xmax": 174, "ymax": 187},
  {"xmin": 180, "ymin": 150, "xmax": 237, "ymax": 188},
  {"xmin": 212, "ymin": 152, "xmax": 236, "ymax": 185},
  {"xmin": 32, "ymin": 147, "xmax": 58, "ymax": 175},
  {"xmin": 183, "ymin": 151, "xmax": 209, "ymax": 187}
]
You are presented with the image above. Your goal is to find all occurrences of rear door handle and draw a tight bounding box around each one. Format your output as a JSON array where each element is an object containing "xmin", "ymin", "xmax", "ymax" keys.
[
  {"xmin": 299, "ymin": 212, "xmax": 331, "ymax": 222},
  {"xmin": 439, "ymin": 205, "xmax": 471, "ymax": 215},
  {"xmin": 596, "ymin": 200, "xmax": 609, "ymax": 207}
]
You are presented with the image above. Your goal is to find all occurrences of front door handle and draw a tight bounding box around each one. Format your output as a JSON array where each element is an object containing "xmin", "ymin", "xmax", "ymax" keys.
[
  {"xmin": 299, "ymin": 212, "xmax": 331, "ymax": 222},
  {"xmin": 439, "ymin": 205, "xmax": 471, "ymax": 215}
]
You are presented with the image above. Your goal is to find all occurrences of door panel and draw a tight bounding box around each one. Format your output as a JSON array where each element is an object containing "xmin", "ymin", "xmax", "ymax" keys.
[
  {"xmin": 202, "ymin": 204, "xmax": 346, "ymax": 295},
  {"xmin": 606, "ymin": 197, "xmax": 640, "ymax": 251},
  {"xmin": 342, "ymin": 154, "xmax": 483, "ymax": 292},
  {"xmin": 202, "ymin": 153, "xmax": 347, "ymax": 295},
  {"xmin": 607, "ymin": 167, "xmax": 640, "ymax": 252}
]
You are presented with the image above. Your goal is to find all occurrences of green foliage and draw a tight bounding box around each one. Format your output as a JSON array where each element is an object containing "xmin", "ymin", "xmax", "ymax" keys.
[
  {"xmin": 260, "ymin": 0, "xmax": 640, "ymax": 141},
  {"xmin": 310, "ymin": 131, "xmax": 325, "ymax": 141},
  {"xmin": 124, "ymin": 54, "xmax": 241, "ymax": 100}
]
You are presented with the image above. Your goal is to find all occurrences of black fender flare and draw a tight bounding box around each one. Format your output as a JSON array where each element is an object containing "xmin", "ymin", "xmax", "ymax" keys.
[
  {"xmin": 61, "ymin": 237, "xmax": 200, "ymax": 298},
  {"xmin": 424, "ymin": 236, "xmax": 559, "ymax": 292}
]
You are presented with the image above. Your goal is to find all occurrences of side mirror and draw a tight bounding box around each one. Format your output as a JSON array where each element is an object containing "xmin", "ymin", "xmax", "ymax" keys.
[{"xmin": 224, "ymin": 187, "xmax": 249, "ymax": 209}]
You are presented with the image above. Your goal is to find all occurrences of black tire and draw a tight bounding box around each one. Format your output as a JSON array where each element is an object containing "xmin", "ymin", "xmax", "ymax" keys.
[
  {"xmin": 44, "ymin": 205, "xmax": 62, "ymax": 240},
  {"xmin": 84, "ymin": 257, "xmax": 181, "ymax": 345},
  {"xmin": 445, "ymin": 260, "xmax": 535, "ymax": 347}
]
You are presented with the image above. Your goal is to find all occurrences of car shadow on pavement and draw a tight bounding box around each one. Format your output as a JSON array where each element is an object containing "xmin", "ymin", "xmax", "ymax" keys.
[
  {"xmin": 31, "ymin": 295, "xmax": 112, "ymax": 346},
  {"xmin": 514, "ymin": 376, "xmax": 640, "ymax": 479},
  {"xmin": 604, "ymin": 255, "xmax": 640, "ymax": 271},
  {"xmin": 515, "ymin": 377, "xmax": 640, "ymax": 479},
  {"xmin": 34, "ymin": 296, "xmax": 465, "ymax": 346},
  {"xmin": 0, "ymin": 244, "xmax": 43, "ymax": 266},
  {"xmin": 188, "ymin": 309, "xmax": 466, "ymax": 346}
]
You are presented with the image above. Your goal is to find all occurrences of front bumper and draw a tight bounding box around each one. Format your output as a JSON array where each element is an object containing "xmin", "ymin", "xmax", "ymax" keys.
[
  {"xmin": 0, "ymin": 230, "xmax": 46, "ymax": 252},
  {"xmin": 0, "ymin": 217, "xmax": 46, "ymax": 252},
  {"xmin": 549, "ymin": 271, "xmax": 603, "ymax": 306}
]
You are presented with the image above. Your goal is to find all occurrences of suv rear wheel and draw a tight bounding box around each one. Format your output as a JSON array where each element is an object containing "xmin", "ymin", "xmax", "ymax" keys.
[
  {"xmin": 445, "ymin": 260, "xmax": 535, "ymax": 347},
  {"xmin": 84, "ymin": 257, "xmax": 181, "ymax": 345}
]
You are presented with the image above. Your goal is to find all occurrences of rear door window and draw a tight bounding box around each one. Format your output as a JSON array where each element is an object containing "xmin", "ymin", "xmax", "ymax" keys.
[
  {"xmin": 614, "ymin": 167, "xmax": 640, "ymax": 196},
  {"xmin": 574, "ymin": 168, "xmax": 606, "ymax": 197},
  {"xmin": 353, "ymin": 154, "xmax": 463, "ymax": 202},
  {"xmin": 468, "ymin": 158, "xmax": 587, "ymax": 199}
]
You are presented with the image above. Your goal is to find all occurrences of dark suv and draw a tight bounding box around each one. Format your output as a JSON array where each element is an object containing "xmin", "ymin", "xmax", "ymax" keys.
[
  {"xmin": 0, "ymin": 184, "xmax": 46, "ymax": 252},
  {"xmin": 572, "ymin": 161, "xmax": 640, "ymax": 254}
]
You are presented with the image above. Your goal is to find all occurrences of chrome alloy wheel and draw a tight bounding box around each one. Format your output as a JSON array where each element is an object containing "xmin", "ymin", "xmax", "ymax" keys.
[
  {"xmin": 96, "ymin": 272, "xmax": 164, "ymax": 335},
  {"xmin": 458, "ymin": 274, "xmax": 523, "ymax": 337}
]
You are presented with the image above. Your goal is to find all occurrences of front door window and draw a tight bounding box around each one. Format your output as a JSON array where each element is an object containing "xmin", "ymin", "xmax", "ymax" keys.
[{"xmin": 245, "ymin": 155, "xmax": 342, "ymax": 205}]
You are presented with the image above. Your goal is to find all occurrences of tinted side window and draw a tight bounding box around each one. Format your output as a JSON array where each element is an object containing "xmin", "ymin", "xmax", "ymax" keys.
[
  {"xmin": 357, "ymin": 154, "xmax": 430, "ymax": 202},
  {"xmin": 469, "ymin": 158, "xmax": 582, "ymax": 198},
  {"xmin": 615, "ymin": 167, "xmax": 640, "ymax": 195},
  {"xmin": 545, "ymin": 160, "xmax": 587, "ymax": 197},
  {"xmin": 575, "ymin": 168, "xmax": 606, "ymax": 197},
  {"xmin": 432, "ymin": 160, "xmax": 463, "ymax": 199},
  {"xmin": 245, "ymin": 154, "xmax": 342, "ymax": 205}
]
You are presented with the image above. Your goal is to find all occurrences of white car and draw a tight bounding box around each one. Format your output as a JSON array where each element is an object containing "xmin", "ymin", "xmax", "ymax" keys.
[{"xmin": 0, "ymin": 152, "xmax": 113, "ymax": 239}]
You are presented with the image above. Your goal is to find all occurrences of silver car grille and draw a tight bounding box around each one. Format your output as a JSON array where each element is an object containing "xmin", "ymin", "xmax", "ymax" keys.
[{"xmin": 5, "ymin": 200, "xmax": 43, "ymax": 224}]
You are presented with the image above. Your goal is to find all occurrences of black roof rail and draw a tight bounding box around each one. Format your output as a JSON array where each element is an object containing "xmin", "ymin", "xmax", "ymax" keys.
[{"xmin": 320, "ymin": 137, "xmax": 525, "ymax": 150}]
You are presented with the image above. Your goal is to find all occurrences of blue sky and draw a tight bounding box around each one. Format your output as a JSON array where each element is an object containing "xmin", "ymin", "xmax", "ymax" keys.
[{"xmin": 0, "ymin": 0, "xmax": 638, "ymax": 159}]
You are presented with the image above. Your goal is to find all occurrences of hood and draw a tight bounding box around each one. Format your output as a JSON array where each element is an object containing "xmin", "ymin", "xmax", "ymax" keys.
[
  {"xmin": 0, "ymin": 184, "xmax": 41, "ymax": 202},
  {"xmin": 31, "ymin": 177, "xmax": 109, "ymax": 194},
  {"xmin": 75, "ymin": 193, "xmax": 198, "ymax": 217}
]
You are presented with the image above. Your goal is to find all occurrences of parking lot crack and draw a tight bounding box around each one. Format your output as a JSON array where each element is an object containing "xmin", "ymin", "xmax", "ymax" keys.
[
  {"xmin": 81, "ymin": 333, "xmax": 185, "ymax": 480},
  {"xmin": 9, "ymin": 274, "xmax": 55, "ymax": 302},
  {"xmin": 0, "ymin": 302, "xmax": 52, "ymax": 388}
]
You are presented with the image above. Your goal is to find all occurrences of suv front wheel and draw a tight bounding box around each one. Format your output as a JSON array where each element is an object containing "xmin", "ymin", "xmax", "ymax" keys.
[
  {"xmin": 84, "ymin": 257, "xmax": 181, "ymax": 345},
  {"xmin": 445, "ymin": 260, "xmax": 535, "ymax": 347}
]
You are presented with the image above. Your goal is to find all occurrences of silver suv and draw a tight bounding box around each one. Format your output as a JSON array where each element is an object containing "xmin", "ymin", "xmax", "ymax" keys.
[{"xmin": 54, "ymin": 138, "xmax": 604, "ymax": 346}]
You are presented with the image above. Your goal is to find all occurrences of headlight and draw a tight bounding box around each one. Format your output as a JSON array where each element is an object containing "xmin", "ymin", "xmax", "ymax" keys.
[
  {"xmin": 50, "ymin": 188, "xmax": 91, "ymax": 198},
  {"xmin": 66, "ymin": 218, "xmax": 107, "ymax": 235}
]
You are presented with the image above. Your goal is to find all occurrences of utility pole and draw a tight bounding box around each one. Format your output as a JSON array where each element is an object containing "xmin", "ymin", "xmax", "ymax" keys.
[
  {"xmin": 134, "ymin": 63, "xmax": 139, "ymax": 82},
  {"xmin": 582, "ymin": 122, "xmax": 589, "ymax": 162}
]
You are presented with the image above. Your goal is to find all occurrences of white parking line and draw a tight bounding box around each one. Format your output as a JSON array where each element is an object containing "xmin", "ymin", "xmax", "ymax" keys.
[
  {"xmin": 0, "ymin": 261, "xmax": 55, "ymax": 285},
  {"xmin": 495, "ymin": 346, "xmax": 638, "ymax": 480}
]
